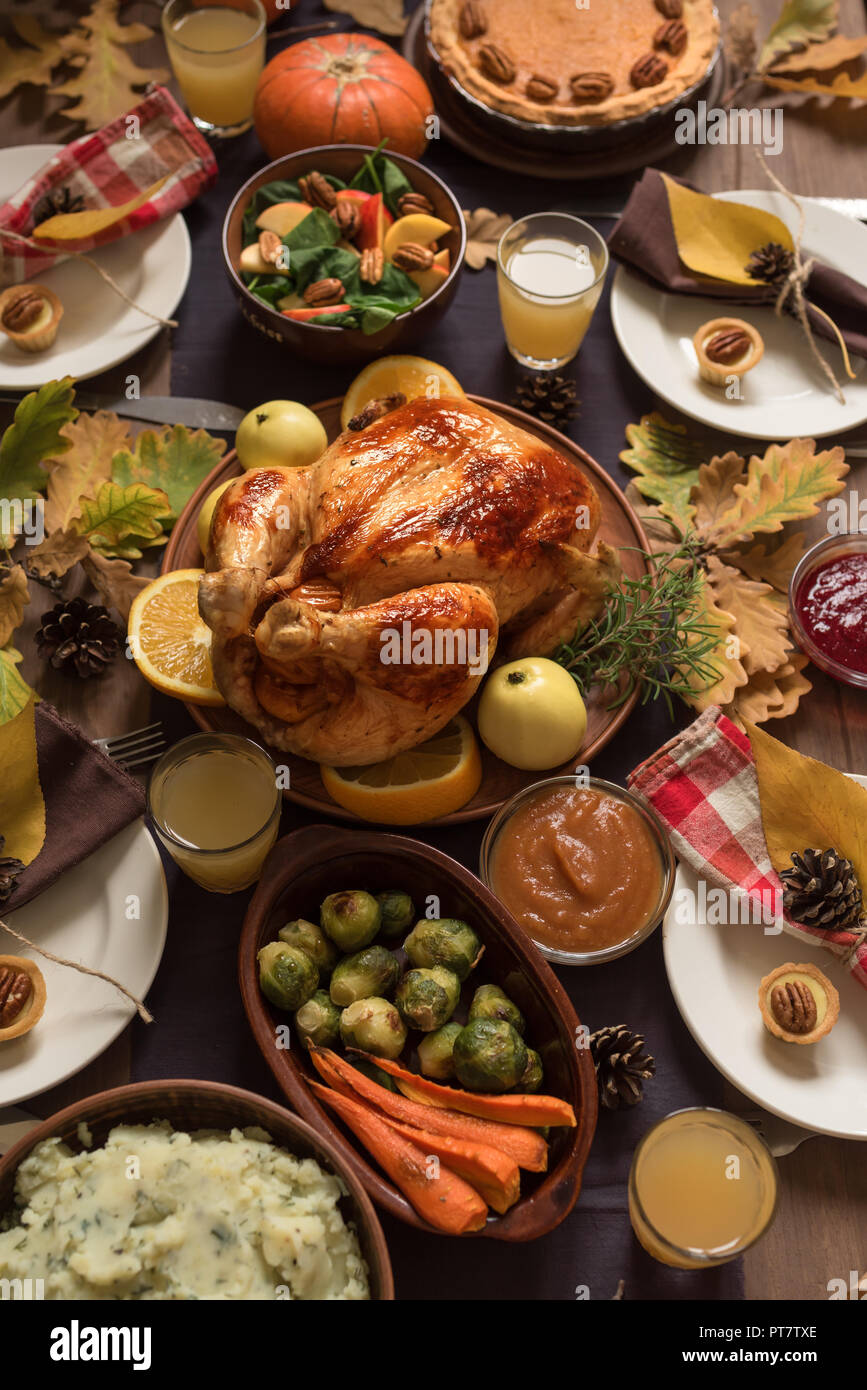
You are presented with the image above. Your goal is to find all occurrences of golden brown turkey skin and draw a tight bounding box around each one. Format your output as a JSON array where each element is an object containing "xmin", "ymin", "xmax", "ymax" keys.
[{"xmin": 199, "ymin": 396, "xmax": 618, "ymax": 764}]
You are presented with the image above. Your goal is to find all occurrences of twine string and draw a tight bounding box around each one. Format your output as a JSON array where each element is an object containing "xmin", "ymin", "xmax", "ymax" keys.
[
  {"xmin": 1, "ymin": 230, "xmax": 179, "ymax": 329},
  {"xmin": 1, "ymin": 915, "xmax": 153, "ymax": 1023}
]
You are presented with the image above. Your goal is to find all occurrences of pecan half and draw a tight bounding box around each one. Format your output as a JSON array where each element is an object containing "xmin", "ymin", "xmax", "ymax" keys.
[
  {"xmin": 705, "ymin": 329, "xmax": 752, "ymax": 364},
  {"xmin": 303, "ymin": 277, "xmax": 345, "ymax": 307},
  {"xmin": 0, "ymin": 966, "xmax": 32, "ymax": 1028},
  {"xmin": 298, "ymin": 171, "xmax": 337, "ymax": 211},
  {"xmin": 348, "ymin": 393, "xmax": 407, "ymax": 432},
  {"xmin": 526, "ymin": 75, "xmax": 559, "ymax": 102},
  {"xmin": 770, "ymin": 980, "xmax": 817, "ymax": 1034},
  {"xmin": 2, "ymin": 290, "xmax": 45, "ymax": 332},
  {"xmin": 570, "ymin": 72, "xmax": 614, "ymax": 103},
  {"xmin": 360, "ymin": 247, "xmax": 384, "ymax": 284},
  {"xmin": 655, "ymin": 18, "xmax": 688, "ymax": 55},
  {"xmin": 655, "ymin": 0, "xmax": 683, "ymax": 15},
  {"xmin": 398, "ymin": 191, "xmax": 435, "ymax": 217},
  {"xmin": 391, "ymin": 242, "xmax": 435, "ymax": 272},
  {"xmin": 478, "ymin": 43, "xmax": 515, "ymax": 84},
  {"xmin": 331, "ymin": 199, "xmax": 361, "ymax": 240},
  {"xmin": 459, "ymin": 0, "xmax": 486, "ymax": 39},
  {"xmin": 630, "ymin": 53, "xmax": 669, "ymax": 88},
  {"xmin": 257, "ymin": 229, "xmax": 284, "ymax": 266}
]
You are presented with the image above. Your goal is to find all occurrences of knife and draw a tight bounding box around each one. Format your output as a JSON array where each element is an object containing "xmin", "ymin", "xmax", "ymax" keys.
[{"xmin": 0, "ymin": 392, "xmax": 245, "ymax": 431}]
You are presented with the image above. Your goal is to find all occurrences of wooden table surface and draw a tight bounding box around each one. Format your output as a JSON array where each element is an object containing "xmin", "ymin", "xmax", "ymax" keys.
[{"xmin": 1, "ymin": 0, "xmax": 866, "ymax": 1300}]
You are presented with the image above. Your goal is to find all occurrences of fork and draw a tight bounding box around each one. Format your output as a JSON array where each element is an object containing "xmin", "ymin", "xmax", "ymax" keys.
[
  {"xmin": 94, "ymin": 722, "xmax": 166, "ymax": 771},
  {"xmin": 741, "ymin": 1109, "xmax": 819, "ymax": 1158}
]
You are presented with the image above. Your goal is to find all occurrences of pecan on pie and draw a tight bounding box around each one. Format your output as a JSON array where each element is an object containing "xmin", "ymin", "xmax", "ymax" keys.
[{"xmin": 429, "ymin": 0, "xmax": 720, "ymax": 128}]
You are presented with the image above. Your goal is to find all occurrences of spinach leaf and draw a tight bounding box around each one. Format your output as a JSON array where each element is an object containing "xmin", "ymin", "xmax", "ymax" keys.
[
  {"xmin": 242, "ymin": 180, "xmax": 301, "ymax": 243},
  {"xmin": 348, "ymin": 142, "xmax": 414, "ymax": 217},
  {"xmin": 282, "ymin": 207, "xmax": 340, "ymax": 256},
  {"xmin": 245, "ymin": 276, "xmax": 291, "ymax": 308},
  {"xmin": 287, "ymin": 245, "xmax": 362, "ymax": 295}
]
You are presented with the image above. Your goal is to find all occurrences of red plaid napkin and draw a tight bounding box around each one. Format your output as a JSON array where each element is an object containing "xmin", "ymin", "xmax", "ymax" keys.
[
  {"xmin": 0, "ymin": 85, "xmax": 217, "ymax": 286},
  {"xmin": 628, "ymin": 706, "xmax": 867, "ymax": 990}
]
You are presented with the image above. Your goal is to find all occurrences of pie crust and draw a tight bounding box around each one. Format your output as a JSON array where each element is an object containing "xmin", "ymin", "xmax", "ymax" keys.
[
  {"xmin": 428, "ymin": 0, "xmax": 721, "ymax": 128},
  {"xmin": 693, "ymin": 316, "xmax": 764, "ymax": 387},
  {"xmin": 758, "ymin": 960, "xmax": 840, "ymax": 1046},
  {"xmin": 0, "ymin": 284, "xmax": 63, "ymax": 353},
  {"xmin": 0, "ymin": 955, "xmax": 47, "ymax": 1043}
]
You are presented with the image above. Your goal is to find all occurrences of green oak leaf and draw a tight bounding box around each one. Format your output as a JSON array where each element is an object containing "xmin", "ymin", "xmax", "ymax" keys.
[
  {"xmin": 619, "ymin": 413, "xmax": 705, "ymax": 533},
  {"xmin": 71, "ymin": 481, "xmax": 173, "ymax": 558},
  {"xmin": 0, "ymin": 377, "xmax": 77, "ymax": 544},
  {"xmin": 0, "ymin": 646, "xmax": 34, "ymax": 726},
  {"xmin": 111, "ymin": 424, "xmax": 226, "ymax": 523},
  {"xmin": 758, "ymin": 0, "xmax": 839, "ymax": 72}
]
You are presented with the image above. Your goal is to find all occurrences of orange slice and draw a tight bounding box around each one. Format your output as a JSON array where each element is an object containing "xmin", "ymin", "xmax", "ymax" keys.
[{"xmin": 127, "ymin": 569, "xmax": 225, "ymax": 706}]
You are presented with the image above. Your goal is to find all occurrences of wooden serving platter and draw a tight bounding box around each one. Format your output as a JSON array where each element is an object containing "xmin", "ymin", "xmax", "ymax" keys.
[
  {"xmin": 238, "ymin": 826, "xmax": 598, "ymax": 1240},
  {"xmin": 162, "ymin": 394, "xmax": 650, "ymax": 826}
]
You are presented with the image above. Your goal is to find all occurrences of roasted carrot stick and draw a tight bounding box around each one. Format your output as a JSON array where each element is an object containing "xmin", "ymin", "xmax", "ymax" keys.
[
  {"xmin": 378, "ymin": 1114, "xmax": 520, "ymax": 1215},
  {"xmin": 309, "ymin": 1081, "xmax": 488, "ymax": 1235},
  {"xmin": 357, "ymin": 1051, "xmax": 577, "ymax": 1128},
  {"xmin": 309, "ymin": 1048, "xmax": 547, "ymax": 1172}
]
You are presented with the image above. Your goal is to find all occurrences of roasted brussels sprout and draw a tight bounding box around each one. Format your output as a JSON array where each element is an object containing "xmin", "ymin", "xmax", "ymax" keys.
[
  {"xmin": 417, "ymin": 1021, "xmax": 463, "ymax": 1080},
  {"xmin": 349, "ymin": 1057, "xmax": 400, "ymax": 1093},
  {"xmin": 376, "ymin": 890, "xmax": 415, "ymax": 938},
  {"xmin": 294, "ymin": 990, "xmax": 342, "ymax": 1049},
  {"xmin": 514, "ymin": 1048, "xmax": 543, "ymax": 1094},
  {"xmin": 453, "ymin": 1018, "xmax": 528, "ymax": 1093},
  {"xmin": 320, "ymin": 890, "xmax": 381, "ymax": 951},
  {"xmin": 468, "ymin": 983, "xmax": 525, "ymax": 1036},
  {"xmin": 339, "ymin": 996, "xmax": 407, "ymax": 1059},
  {"xmin": 403, "ymin": 918, "xmax": 483, "ymax": 982},
  {"xmin": 257, "ymin": 942, "xmax": 318, "ymax": 1012},
  {"xmin": 278, "ymin": 918, "xmax": 339, "ymax": 977},
  {"xmin": 330, "ymin": 945, "xmax": 400, "ymax": 1007},
  {"xmin": 395, "ymin": 966, "xmax": 461, "ymax": 1033}
]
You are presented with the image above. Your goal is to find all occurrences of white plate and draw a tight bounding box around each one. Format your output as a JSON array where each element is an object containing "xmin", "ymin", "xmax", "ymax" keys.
[
  {"xmin": 0, "ymin": 145, "xmax": 191, "ymax": 390},
  {"xmin": 0, "ymin": 820, "xmax": 168, "ymax": 1107},
  {"xmin": 610, "ymin": 189, "xmax": 867, "ymax": 439},
  {"xmin": 664, "ymin": 775, "xmax": 867, "ymax": 1140}
]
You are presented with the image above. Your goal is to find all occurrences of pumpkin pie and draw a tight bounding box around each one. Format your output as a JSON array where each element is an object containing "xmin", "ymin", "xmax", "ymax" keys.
[
  {"xmin": 758, "ymin": 961, "xmax": 840, "ymax": 1046},
  {"xmin": 429, "ymin": 0, "xmax": 720, "ymax": 128}
]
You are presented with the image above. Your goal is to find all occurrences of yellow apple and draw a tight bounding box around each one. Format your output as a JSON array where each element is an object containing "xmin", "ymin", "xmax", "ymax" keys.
[
  {"xmin": 383, "ymin": 213, "xmax": 453, "ymax": 264},
  {"xmin": 255, "ymin": 202, "xmax": 313, "ymax": 236},
  {"xmin": 235, "ymin": 400, "xmax": 328, "ymax": 471},
  {"xmin": 197, "ymin": 478, "xmax": 235, "ymax": 554},
  {"xmin": 239, "ymin": 243, "xmax": 288, "ymax": 276}
]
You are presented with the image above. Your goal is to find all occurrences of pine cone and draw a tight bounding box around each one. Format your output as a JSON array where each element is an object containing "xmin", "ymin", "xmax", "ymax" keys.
[
  {"xmin": 745, "ymin": 242, "xmax": 794, "ymax": 286},
  {"xmin": 36, "ymin": 597, "xmax": 121, "ymax": 679},
  {"xmin": 512, "ymin": 373, "xmax": 580, "ymax": 426},
  {"xmin": 33, "ymin": 186, "xmax": 85, "ymax": 226},
  {"xmin": 0, "ymin": 836, "xmax": 24, "ymax": 903},
  {"xmin": 590, "ymin": 1025, "xmax": 655, "ymax": 1110},
  {"xmin": 781, "ymin": 848, "xmax": 864, "ymax": 931}
]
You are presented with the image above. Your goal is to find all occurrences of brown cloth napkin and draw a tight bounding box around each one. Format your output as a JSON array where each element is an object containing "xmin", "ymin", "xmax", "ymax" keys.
[
  {"xmin": 608, "ymin": 168, "xmax": 867, "ymax": 361},
  {"xmin": 5, "ymin": 703, "xmax": 146, "ymax": 912}
]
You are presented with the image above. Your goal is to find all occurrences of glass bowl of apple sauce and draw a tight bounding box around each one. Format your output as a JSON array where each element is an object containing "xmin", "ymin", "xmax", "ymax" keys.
[{"xmin": 480, "ymin": 776, "xmax": 676, "ymax": 966}]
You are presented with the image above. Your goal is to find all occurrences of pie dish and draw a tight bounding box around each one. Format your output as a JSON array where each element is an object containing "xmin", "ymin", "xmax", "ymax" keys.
[
  {"xmin": 758, "ymin": 961, "xmax": 840, "ymax": 1046},
  {"xmin": 428, "ymin": 0, "xmax": 720, "ymax": 129},
  {"xmin": 693, "ymin": 316, "xmax": 765, "ymax": 387}
]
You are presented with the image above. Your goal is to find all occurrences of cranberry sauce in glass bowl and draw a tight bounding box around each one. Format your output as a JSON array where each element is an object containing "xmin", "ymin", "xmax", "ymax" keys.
[{"xmin": 789, "ymin": 533, "xmax": 867, "ymax": 689}]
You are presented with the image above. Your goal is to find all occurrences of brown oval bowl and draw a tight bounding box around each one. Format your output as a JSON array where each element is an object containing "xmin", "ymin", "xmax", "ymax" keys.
[
  {"xmin": 0, "ymin": 1078, "xmax": 394, "ymax": 1299},
  {"xmin": 239, "ymin": 825, "xmax": 598, "ymax": 1240},
  {"xmin": 222, "ymin": 144, "xmax": 466, "ymax": 364}
]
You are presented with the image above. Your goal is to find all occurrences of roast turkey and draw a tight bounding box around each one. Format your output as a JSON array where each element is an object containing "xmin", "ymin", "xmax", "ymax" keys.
[{"xmin": 199, "ymin": 396, "xmax": 619, "ymax": 764}]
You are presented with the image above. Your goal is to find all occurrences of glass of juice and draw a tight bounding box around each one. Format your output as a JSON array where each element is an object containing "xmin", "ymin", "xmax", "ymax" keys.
[
  {"xmin": 161, "ymin": 0, "xmax": 266, "ymax": 138},
  {"xmin": 629, "ymin": 1108, "xmax": 778, "ymax": 1269},
  {"xmin": 497, "ymin": 213, "xmax": 609, "ymax": 370},
  {"xmin": 148, "ymin": 733, "xmax": 281, "ymax": 893}
]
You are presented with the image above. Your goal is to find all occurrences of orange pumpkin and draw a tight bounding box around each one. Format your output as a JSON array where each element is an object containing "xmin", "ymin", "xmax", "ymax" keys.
[{"xmin": 253, "ymin": 33, "xmax": 434, "ymax": 161}]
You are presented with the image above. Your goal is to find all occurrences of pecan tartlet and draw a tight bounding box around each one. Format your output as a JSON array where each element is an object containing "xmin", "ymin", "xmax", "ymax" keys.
[
  {"xmin": 0, "ymin": 955, "xmax": 47, "ymax": 1042},
  {"xmin": 758, "ymin": 961, "xmax": 840, "ymax": 1046},
  {"xmin": 0, "ymin": 283, "xmax": 63, "ymax": 353},
  {"xmin": 693, "ymin": 316, "xmax": 765, "ymax": 388}
]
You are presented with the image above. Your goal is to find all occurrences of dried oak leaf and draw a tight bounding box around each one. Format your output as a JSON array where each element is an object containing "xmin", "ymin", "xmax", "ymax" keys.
[
  {"xmin": 757, "ymin": 0, "xmax": 839, "ymax": 73},
  {"xmin": 708, "ymin": 438, "xmax": 848, "ymax": 549},
  {"xmin": 691, "ymin": 451, "xmax": 747, "ymax": 536},
  {"xmin": 620, "ymin": 412, "xmax": 704, "ymax": 533},
  {"xmin": 724, "ymin": 654, "xmax": 812, "ymax": 724},
  {"xmin": 727, "ymin": 532, "xmax": 806, "ymax": 592},
  {"xmin": 51, "ymin": 0, "xmax": 169, "ymax": 131},
  {"xmin": 705, "ymin": 554, "xmax": 791, "ymax": 677},
  {"xmin": 678, "ymin": 571, "xmax": 748, "ymax": 712},
  {"xmin": 43, "ymin": 410, "xmax": 131, "ymax": 535},
  {"xmin": 764, "ymin": 69, "xmax": 867, "ymax": 97},
  {"xmin": 725, "ymin": 2, "xmax": 760, "ymax": 70},
  {"xmin": 323, "ymin": 0, "xmax": 407, "ymax": 35},
  {"xmin": 82, "ymin": 551, "xmax": 147, "ymax": 621},
  {"xmin": 0, "ymin": 565, "xmax": 29, "ymax": 649},
  {"xmin": 26, "ymin": 529, "xmax": 90, "ymax": 581},
  {"xmin": 0, "ymin": 16, "xmax": 70, "ymax": 99},
  {"xmin": 463, "ymin": 208, "xmax": 513, "ymax": 271},
  {"xmin": 766, "ymin": 33, "xmax": 867, "ymax": 72}
]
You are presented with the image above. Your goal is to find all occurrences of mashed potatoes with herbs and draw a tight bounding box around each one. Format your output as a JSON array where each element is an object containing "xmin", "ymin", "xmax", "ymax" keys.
[{"xmin": 0, "ymin": 1123, "xmax": 370, "ymax": 1300}]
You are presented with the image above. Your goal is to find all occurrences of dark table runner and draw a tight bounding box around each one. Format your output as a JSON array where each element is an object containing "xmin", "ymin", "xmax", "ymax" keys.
[{"xmin": 133, "ymin": 2, "xmax": 743, "ymax": 1298}]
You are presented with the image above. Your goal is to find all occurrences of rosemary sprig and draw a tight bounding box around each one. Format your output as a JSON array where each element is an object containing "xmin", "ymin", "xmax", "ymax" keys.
[{"xmin": 556, "ymin": 542, "xmax": 722, "ymax": 718}]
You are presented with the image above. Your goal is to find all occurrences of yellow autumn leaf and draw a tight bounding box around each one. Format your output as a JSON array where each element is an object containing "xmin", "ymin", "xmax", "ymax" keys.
[
  {"xmin": 0, "ymin": 16, "xmax": 70, "ymax": 100},
  {"xmin": 662, "ymin": 174, "xmax": 794, "ymax": 286},
  {"xmin": 757, "ymin": 0, "xmax": 838, "ymax": 71},
  {"xmin": 712, "ymin": 438, "xmax": 848, "ymax": 547},
  {"xmin": 679, "ymin": 573, "xmax": 748, "ymax": 711},
  {"xmin": 43, "ymin": 411, "xmax": 131, "ymax": 533},
  {"xmin": 728, "ymin": 533, "xmax": 807, "ymax": 592},
  {"xmin": 764, "ymin": 69, "xmax": 867, "ymax": 98},
  {"xmin": 32, "ymin": 177, "xmax": 168, "ymax": 242},
  {"xmin": 691, "ymin": 452, "xmax": 747, "ymax": 536},
  {"xmin": 747, "ymin": 719, "xmax": 867, "ymax": 887},
  {"xmin": 705, "ymin": 555, "xmax": 791, "ymax": 677},
  {"xmin": 767, "ymin": 33, "xmax": 867, "ymax": 72},
  {"xmin": 0, "ymin": 565, "xmax": 29, "ymax": 649},
  {"xmin": 0, "ymin": 694, "xmax": 45, "ymax": 867},
  {"xmin": 51, "ymin": 0, "xmax": 169, "ymax": 131},
  {"xmin": 726, "ymin": 655, "xmax": 812, "ymax": 724}
]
